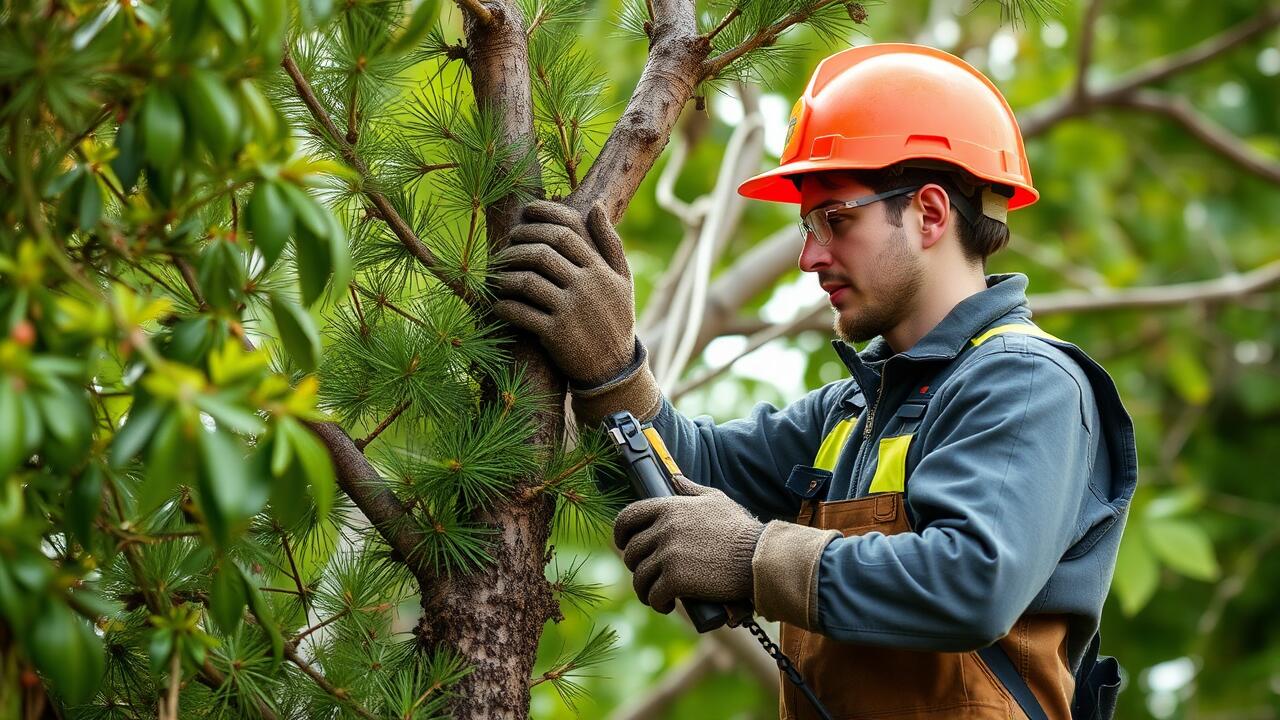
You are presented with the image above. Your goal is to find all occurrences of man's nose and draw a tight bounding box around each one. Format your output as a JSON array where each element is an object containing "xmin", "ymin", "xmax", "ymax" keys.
[{"xmin": 798, "ymin": 232, "xmax": 832, "ymax": 273}]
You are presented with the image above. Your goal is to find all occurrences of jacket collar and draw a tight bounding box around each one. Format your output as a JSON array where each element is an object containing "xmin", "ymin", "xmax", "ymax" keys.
[{"xmin": 832, "ymin": 273, "xmax": 1033, "ymax": 398}]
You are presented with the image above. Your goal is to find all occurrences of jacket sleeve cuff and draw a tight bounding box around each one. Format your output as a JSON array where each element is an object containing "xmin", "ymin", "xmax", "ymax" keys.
[
  {"xmin": 569, "ymin": 338, "xmax": 663, "ymax": 427},
  {"xmin": 751, "ymin": 520, "xmax": 841, "ymax": 630}
]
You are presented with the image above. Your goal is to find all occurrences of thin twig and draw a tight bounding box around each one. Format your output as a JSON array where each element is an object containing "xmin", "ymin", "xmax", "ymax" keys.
[
  {"xmin": 280, "ymin": 532, "xmax": 311, "ymax": 614},
  {"xmin": 355, "ymin": 399, "xmax": 411, "ymax": 450},
  {"xmin": 701, "ymin": 0, "xmax": 845, "ymax": 79},
  {"xmin": 705, "ymin": 7, "xmax": 741, "ymax": 43},
  {"xmin": 280, "ymin": 52, "xmax": 473, "ymax": 303},
  {"xmin": 283, "ymin": 644, "xmax": 381, "ymax": 720},
  {"xmin": 351, "ymin": 281, "xmax": 429, "ymax": 326}
]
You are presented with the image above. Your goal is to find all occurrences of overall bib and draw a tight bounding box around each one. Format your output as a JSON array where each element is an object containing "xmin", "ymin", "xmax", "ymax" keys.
[{"xmin": 779, "ymin": 324, "xmax": 1085, "ymax": 720}]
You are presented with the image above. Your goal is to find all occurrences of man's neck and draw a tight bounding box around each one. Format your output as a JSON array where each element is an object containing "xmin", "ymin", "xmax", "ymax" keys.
[{"xmin": 885, "ymin": 271, "xmax": 989, "ymax": 354}]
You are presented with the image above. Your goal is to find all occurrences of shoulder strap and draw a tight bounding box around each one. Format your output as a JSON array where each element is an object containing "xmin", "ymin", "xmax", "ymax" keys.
[{"xmin": 977, "ymin": 643, "xmax": 1051, "ymax": 720}]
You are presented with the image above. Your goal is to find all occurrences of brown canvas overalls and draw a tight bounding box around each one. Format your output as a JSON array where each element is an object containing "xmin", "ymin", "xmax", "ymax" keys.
[{"xmin": 779, "ymin": 325, "xmax": 1078, "ymax": 720}]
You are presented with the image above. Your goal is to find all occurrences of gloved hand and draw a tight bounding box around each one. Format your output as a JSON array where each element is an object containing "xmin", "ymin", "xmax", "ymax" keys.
[
  {"xmin": 490, "ymin": 200, "xmax": 662, "ymax": 424},
  {"xmin": 613, "ymin": 475, "xmax": 765, "ymax": 613}
]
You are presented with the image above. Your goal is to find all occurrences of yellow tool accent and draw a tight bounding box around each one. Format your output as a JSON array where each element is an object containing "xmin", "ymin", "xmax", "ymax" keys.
[
  {"xmin": 643, "ymin": 426, "xmax": 683, "ymax": 477},
  {"xmin": 970, "ymin": 323, "xmax": 1060, "ymax": 347},
  {"xmin": 868, "ymin": 434, "xmax": 914, "ymax": 494},
  {"xmin": 814, "ymin": 418, "xmax": 856, "ymax": 471}
]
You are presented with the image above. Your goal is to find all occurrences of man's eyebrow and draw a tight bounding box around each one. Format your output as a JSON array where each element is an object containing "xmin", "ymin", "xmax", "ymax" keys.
[{"xmin": 801, "ymin": 198, "xmax": 845, "ymax": 215}]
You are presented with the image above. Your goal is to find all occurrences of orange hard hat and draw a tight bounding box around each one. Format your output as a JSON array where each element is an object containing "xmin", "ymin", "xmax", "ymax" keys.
[{"xmin": 737, "ymin": 43, "xmax": 1038, "ymax": 215}]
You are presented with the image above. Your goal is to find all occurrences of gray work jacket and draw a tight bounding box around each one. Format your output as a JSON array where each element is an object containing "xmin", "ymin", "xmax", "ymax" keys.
[{"xmin": 650, "ymin": 273, "xmax": 1138, "ymax": 671}]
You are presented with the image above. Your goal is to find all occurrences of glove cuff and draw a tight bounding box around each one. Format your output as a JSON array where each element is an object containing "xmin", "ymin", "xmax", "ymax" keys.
[
  {"xmin": 751, "ymin": 521, "xmax": 840, "ymax": 631},
  {"xmin": 569, "ymin": 338, "xmax": 662, "ymax": 427}
]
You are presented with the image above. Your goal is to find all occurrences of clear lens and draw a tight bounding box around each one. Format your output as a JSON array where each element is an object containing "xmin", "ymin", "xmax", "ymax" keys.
[{"xmin": 800, "ymin": 208, "xmax": 832, "ymax": 246}]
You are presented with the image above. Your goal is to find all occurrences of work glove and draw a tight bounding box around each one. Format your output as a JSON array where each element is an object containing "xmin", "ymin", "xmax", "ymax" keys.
[
  {"xmin": 490, "ymin": 201, "xmax": 662, "ymax": 425},
  {"xmin": 613, "ymin": 475, "xmax": 765, "ymax": 614}
]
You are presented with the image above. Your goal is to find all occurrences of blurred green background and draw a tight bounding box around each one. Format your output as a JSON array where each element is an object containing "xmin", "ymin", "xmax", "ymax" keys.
[{"xmin": 512, "ymin": 0, "xmax": 1280, "ymax": 717}]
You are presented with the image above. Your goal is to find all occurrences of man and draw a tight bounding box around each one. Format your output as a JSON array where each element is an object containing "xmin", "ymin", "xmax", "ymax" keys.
[{"xmin": 491, "ymin": 43, "xmax": 1136, "ymax": 719}]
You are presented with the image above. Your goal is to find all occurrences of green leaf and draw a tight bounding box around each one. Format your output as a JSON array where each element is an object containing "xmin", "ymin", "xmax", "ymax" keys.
[
  {"xmin": 278, "ymin": 182, "xmax": 328, "ymax": 236},
  {"xmin": 243, "ymin": 579, "xmax": 283, "ymax": 667},
  {"xmin": 239, "ymin": 78, "xmax": 281, "ymax": 142},
  {"xmin": 183, "ymin": 69, "xmax": 242, "ymax": 160},
  {"xmin": 196, "ymin": 427, "xmax": 268, "ymax": 545},
  {"xmin": 76, "ymin": 170, "xmax": 102, "ymax": 230},
  {"xmin": 34, "ymin": 382, "xmax": 92, "ymax": 472},
  {"xmin": 28, "ymin": 602, "xmax": 104, "ymax": 705},
  {"xmin": 280, "ymin": 417, "xmax": 334, "ymax": 520},
  {"xmin": 67, "ymin": 465, "xmax": 103, "ymax": 548},
  {"xmin": 111, "ymin": 115, "xmax": 144, "ymax": 191},
  {"xmin": 0, "ymin": 377, "xmax": 25, "ymax": 477},
  {"xmin": 209, "ymin": 560, "xmax": 247, "ymax": 635},
  {"xmin": 294, "ymin": 221, "xmax": 333, "ymax": 306},
  {"xmin": 389, "ymin": 0, "xmax": 441, "ymax": 55},
  {"xmin": 110, "ymin": 397, "xmax": 166, "ymax": 467},
  {"xmin": 241, "ymin": 0, "xmax": 287, "ymax": 65},
  {"xmin": 196, "ymin": 393, "xmax": 268, "ymax": 435},
  {"xmin": 141, "ymin": 411, "xmax": 188, "ymax": 514},
  {"xmin": 147, "ymin": 627, "xmax": 174, "ymax": 676},
  {"xmin": 1112, "ymin": 526, "xmax": 1158, "ymax": 615},
  {"xmin": 246, "ymin": 183, "xmax": 293, "ymax": 268},
  {"xmin": 207, "ymin": 0, "xmax": 248, "ymax": 44},
  {"xmin": 198, "ymin": 239, "xmax": 247, "ymax": 311},
  {"xmin": 267, "ymin": 439, "xmax": 309, "ymax": 528},
  {"xmin": 142, "ymin": 88, "xmax": 184, "ymax": 170},
  {"xmin": 270, "ymin": 294, "xmax": 321, "ymax": 372},
  {"xmin": 1146, "ymin": 517, "xmax": 1220, "ymax": 581}
]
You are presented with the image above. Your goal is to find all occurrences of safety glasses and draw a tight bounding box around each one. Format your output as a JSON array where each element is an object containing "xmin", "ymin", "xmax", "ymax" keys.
[{"xmin": 797, "ymin": 185, "xmax": 922, "ymax": 246}]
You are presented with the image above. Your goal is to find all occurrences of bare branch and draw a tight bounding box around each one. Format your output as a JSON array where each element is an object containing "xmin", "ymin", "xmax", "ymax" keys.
[
  {"xmin": 1102, "ymin": 89, "xmax": 1280, "ymax": 186},
  {"xmin": 570, "ymin": 0, "xmax": 705, "ymax": 221},
  {"xmin": 670, "ymin": 299, "xmax": 827, "ymax": 401},
  {"xmin": 1021, "ymin": 6, "xmax": 1280, "ymax": 136},
  {"xmin": 1074, "ymin": 0, "xmax": 1105, "ymax": 104},
  {"xmin": 280, "ymin": 52, "xmax": 474, "ymax": 303},
  {"xmin": 606, "ymin": 641, "xmax": 729, "ymax": 720}
]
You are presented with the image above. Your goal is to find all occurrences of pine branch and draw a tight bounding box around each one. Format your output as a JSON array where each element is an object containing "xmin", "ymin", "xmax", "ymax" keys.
[
  {"xmin": 356, "ymin": 399, "xmax": 412, "ymax": 450},
  {"xmin": 705, "ymin": 7, "xmax": 741, "ymax": 42},
  {"xmin": 283, "ymin": 644, "xmax": 381, "ymax": 720},
  {"xmin": 281, "ymin": 51, "xmax": 475, "ymax": 304},
  {"xmin": 701, "ymin": 0, "xmax": 846, "ymax": 80}
]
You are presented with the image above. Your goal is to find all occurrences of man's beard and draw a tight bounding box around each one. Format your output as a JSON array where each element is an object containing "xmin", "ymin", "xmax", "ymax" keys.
[{"xmin": 833, "ymin": 227, "xmax": 925, "ymax": 344}]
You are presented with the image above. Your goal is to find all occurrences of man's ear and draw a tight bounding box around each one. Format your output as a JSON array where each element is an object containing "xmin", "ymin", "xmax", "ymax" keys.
[{"xmin": 915, "ymin": 183, "xmax": 950, "ymax": 250}]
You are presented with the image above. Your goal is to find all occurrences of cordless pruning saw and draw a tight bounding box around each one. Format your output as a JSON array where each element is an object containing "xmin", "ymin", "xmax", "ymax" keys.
[{"xmin": 603, "ymin": 410, "xmax": 834, "ymax": 720}]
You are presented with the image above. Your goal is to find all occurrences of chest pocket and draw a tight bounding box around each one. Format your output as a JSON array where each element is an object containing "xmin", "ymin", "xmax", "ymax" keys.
[{"xmin": 815, "ymin": 322, "xmax": 1063, "ymax": 496}]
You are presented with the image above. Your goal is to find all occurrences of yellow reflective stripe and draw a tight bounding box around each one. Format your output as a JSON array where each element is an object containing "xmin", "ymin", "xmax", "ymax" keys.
[
  {"xmin": 642, "ymin": 426, "xmax": 683, "ymax": 477},
  {"xmin": 868, "ymin": 434, "xmax": 914, "ymax": 494},
  {"xmin": 970, "ymin": 323, "xmax": 1061, "ymax": 347},
  {"xmin": 813, "ymin": 418, "xmax": 856, "ymax": 471}
]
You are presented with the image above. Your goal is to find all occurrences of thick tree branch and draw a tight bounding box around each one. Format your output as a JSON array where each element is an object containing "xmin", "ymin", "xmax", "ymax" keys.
[
  {"xmin": 1102, "ymin": 89, "xmax": 1280, "ymax": 186},
  {"xmin": 569, "ymin": 0, "xmax": 705, "ymax": 221},
  {"xmin": 280, "ymin": 52, "xmax": 474, "ymax": 303}
]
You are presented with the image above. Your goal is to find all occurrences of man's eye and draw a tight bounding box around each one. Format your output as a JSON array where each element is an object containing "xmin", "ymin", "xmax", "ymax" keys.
[{"xmin": 828, "ymin": 215, "xmax": 846, "ymax": 226}]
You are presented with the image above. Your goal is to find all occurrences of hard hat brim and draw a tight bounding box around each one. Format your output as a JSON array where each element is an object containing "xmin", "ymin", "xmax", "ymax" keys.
[{"xmin": 737, "ymin": 157, "xmax": 1040, "ymax": 211}]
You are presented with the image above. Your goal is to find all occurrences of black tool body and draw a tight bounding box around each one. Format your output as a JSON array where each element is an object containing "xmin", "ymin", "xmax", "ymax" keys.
[{"xmin": 603, "ymin": 411, "xmax": 728, "ymax": 633}]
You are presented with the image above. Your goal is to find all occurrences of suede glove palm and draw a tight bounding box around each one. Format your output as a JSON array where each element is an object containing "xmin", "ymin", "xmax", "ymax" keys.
[
  {"xmin": 613, "ymin": 475, "xmax": 765, "ymax": 613},
  {"xmin": 490, "ymin": 201, "xmax": 662, "ymax": 425}
]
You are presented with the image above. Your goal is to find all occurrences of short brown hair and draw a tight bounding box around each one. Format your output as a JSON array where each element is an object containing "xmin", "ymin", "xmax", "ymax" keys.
[{"xmin": 792, "ymin": 164, "xmax": 1011, "ymax": 266}]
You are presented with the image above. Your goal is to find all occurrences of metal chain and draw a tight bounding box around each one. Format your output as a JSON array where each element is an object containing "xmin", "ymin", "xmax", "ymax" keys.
[{"xmin": 740, "ymin": 619, "xmax": 835, "ymax": 720}]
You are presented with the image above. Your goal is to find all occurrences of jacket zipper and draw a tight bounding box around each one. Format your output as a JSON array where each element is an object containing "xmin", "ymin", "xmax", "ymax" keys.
[{"xmin": 852, "ymin": 364, "xmax": 890, "ymax": 489}]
